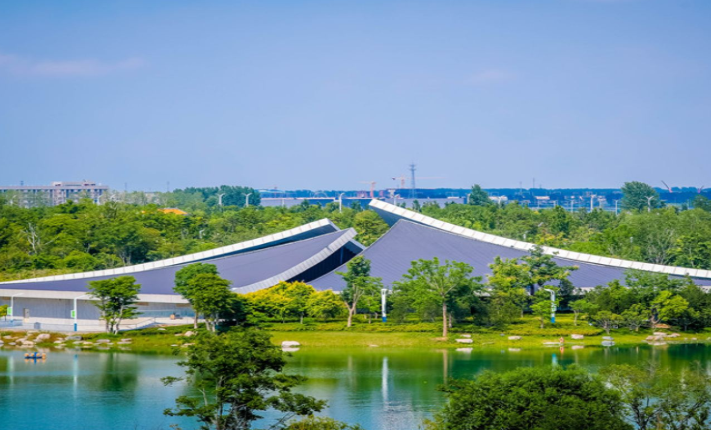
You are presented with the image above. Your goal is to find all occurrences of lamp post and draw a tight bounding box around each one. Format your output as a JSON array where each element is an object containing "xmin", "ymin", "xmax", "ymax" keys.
[
  {"xmin": 381, "ymin": 289, "xmax": 388, "ymax": 323},
  {"xmin": 614, "ymin": 199, "xmax": 620, "ymax": 215},
  {"xmin": 217, "ymin": 193, "xmax": 226, "ymax": 207},
  {"xmin": 543, "ymin": 288, "xmax": 556, "ymax": 324},
  {"xmin": 339, "ymin": 193, "xmax": 345, "ymax": 213},
  {"xmin": 72, "ymin": 294, "xmax": 89, "ymax": 332},
  {"xmin": 245, "ymin": 193, "xmax": 252, "ymax": 207},
  {"xmin": 9, "ymin": 293, "xmax": 23, "ymax": 322}
]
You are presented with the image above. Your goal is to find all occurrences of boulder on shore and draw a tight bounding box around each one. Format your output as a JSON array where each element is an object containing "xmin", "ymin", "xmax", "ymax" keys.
[
  {"xmin": 66, "ymin": 335, "xmax": 82, "ymax": 341},
  {"xmin": 35, "ymin": 334, "xmax": 51, "ymax": 341},
  {"xmin": 508, "ymin": 336, "xmax": 521, "ymax": 341},
  {"xmin": 455, "ymin": 339, "xmax": 473, "ymax": 344},
  {"xmin": 570, "ymin": 334, "xmax": 584, "ymax": 340},
  {"xmin": 281, "ymin": 341, "xmax": 301, "ymax": 348}
]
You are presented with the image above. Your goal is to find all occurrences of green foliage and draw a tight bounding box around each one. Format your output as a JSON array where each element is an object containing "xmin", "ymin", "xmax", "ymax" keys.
[
  {"xmin": 394, "ymin": 257, "xmax": 482, "ymax": 337},
  {"xmin": 352, "ymin": 210, "xmax": 389, "ymax": 246},
  {"xmin": 426, "ymin": 366, "xmax": 632, "ymax": 430},
  {"xmin": 163, "ymin": 329, "xmax": 325, "ymax": 430},
  {"xmin": 87, "ymin": 276, "xmax": 141, "ymax": 334},
  {"xmin": 306, "ymin": 290, "xmax": 347, "ymax": 321},
  {"xmin": 285, "ymin": 416, "xmax": 364, "ymax": 430},
  {"xmin": 467, "ymin": 185, "xmax": 491, "ymax": 206},
  {"xmin": 601, "ymin": 363, "xmax": 711, "ymax": 430},
  {"xmin": 0, "ymin": 304, "xmax": 7, "ymax": 318},
  {"xmin": 337, "ymin": 256, "xmax": 383, "ymax": 327},
  {"xmin": 621, "ymin": 181, "xmax": 661, "ymax": 212},
  {"xmin": 188, "ymin": 273, "xmax": 235, "ymax": 332}
]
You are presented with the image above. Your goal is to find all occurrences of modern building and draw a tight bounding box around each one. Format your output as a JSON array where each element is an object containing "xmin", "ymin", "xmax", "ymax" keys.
[
  {"xmin": 309, "ymin": 199, "xmax": 711, "ymax": 291},
  {"xmin": 0, "ymin": 219, "xmax": 363, "ymax": 331},
  {"xmin": 3, "ymin": 199, "xmax": 711, "ymax": 331},
  {"xmin": 0, "ymin": 181, "xmax": 109, "ymax": 207}
]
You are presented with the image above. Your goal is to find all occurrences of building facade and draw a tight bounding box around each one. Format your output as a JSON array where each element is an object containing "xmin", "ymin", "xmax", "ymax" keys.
[{"xmin": 0, "ymin": 181, "xmax": 109, "ymax": 207}]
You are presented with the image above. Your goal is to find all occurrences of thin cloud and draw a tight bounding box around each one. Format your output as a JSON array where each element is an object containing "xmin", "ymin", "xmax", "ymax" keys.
[
  {"xmin": 465, "ymin": 69, "xmax": 517, "ymax": 85},
  {"xmin": 0, "ymin": 53, "xmax": 144, "ymax": 77}
]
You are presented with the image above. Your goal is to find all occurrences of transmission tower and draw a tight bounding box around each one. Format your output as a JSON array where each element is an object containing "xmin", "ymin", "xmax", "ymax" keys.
[{"xmin": 409, "ymin": 163, "xmax": 417, "ymax": 199}]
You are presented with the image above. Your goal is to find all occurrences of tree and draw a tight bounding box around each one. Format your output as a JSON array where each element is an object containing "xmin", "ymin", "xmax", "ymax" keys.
[
  {"xmin": 426, "ymin": 366, "xmax": 632, "ymax": 430},
  {"xmin": 570, "ymin": 299, "xmax": 596, "ymax": 326},
  {"xmin": 693, "ymin": 195, "xmax": 711, "ymax": 212},
  {"xmin": 602, "ymin": 363, "xmax": 711, "ymax": 430},
  {"xmin": 395, "ymin": 257, "xmax": 481, "ymax": 337},
  {"xmin": 163, "ymin": 329, "xmax": 325, "ymax": 430},
  {"xmin": 352, "ymin": 211, "xmax": 389, "ymax": 246},
  {"xmin": 0, "ymin": 304, "xmax": 7, "ymax": 319},
  {"xmin": 281, "ymin": 281, "xmax": 316, "ymax": 324},
  {"xmin": 530, "ymin": 288, "xmax": 558, "ymax": 329},
  {"xmin": 87, "ymin": 276, "xmax": 141, "ymax": 334},
  {"xmin": 521, "ymin": 245, "xmax": 577, "ymax": 298},
  {"xmin": 486, "ymin": 257, "xmax": 530, "ymax": 323},
  {"xmin": 593, "ymin": 310, "xmax": 622, "ymax": 334},
  {"xmin": 621, "ymin": 304, "xmax": 649, "ymax": 332},
  {"xmin": 189, "ymin": 273, "xmax": 235, "ymax": 332},
  {"xmin": 468, "ymin": 185, "xmax": 491, "ymax": 206},
  {"xmin": 337, "ymin": 256, "xmax": 383, "ymax": 327},
  {"xmin": 621, "ymin": 181, "xmax": 661, "ymax": 212},
  {"xmin": 284, "ymin": 416, "xmax": 364, "ymax": 430},
  {"xmin": 649, "ymin": 290, "xmax": 689, "ymax": 327},
  {"xmin": 306, "ymin": 290, "xmax": 347, "ymax": 320},
  {"xmin": 175, "ymin": 263, "xmax": 219, "ymax": 328}
]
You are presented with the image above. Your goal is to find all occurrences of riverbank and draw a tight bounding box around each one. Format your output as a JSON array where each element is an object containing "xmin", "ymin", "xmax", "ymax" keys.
[{"xmin": 2, "ymin": 314, "xmax": 709, "ymax": 353}]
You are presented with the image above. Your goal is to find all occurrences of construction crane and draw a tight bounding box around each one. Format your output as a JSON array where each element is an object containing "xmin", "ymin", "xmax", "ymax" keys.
[
  {"xmin": 698, "ymin": 186, "xmax": 706, "ymax": 194},
  {"xmin": 661, "ymin": 180, "xmax": 673, "ymax": 193},
  {"xmin": 359, "ymin": 181, "xmax": 377, "ymax": 199}
]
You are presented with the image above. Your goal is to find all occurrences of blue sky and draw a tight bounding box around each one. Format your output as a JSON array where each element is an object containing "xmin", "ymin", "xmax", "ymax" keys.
[{"xmin": 1, "ymin": 0, "xmax": 710, "ymax": 191}]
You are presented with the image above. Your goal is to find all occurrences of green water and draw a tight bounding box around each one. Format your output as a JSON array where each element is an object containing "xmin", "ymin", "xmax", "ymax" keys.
[{"xmin": 1, "ymin": 344, "xmax": 710, "ymax": 430}]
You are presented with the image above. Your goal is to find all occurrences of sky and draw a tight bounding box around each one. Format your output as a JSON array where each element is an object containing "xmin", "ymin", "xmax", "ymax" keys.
[{"xmin": 1, "ymin": 0, "xmax": 710, "ymax": 192}]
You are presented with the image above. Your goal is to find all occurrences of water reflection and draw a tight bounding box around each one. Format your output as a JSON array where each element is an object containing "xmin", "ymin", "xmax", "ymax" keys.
[{"xmin": 1, "ymin": 344, "xmax": 710, "ymax": 430}]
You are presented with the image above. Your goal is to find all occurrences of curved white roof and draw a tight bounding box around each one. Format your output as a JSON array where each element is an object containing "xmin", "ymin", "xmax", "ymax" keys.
[{"xmin": 369, "ymin": 199, "xmax": 711, "ymax": 280}]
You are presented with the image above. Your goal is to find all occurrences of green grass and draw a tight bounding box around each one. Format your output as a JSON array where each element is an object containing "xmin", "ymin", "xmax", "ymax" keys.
[{"xmin": 2, "ymin": 314, "xmax": 710, "ymax": 353}]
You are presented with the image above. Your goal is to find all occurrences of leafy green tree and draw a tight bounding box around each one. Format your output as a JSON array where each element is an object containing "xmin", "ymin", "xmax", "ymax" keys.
[
  {"xmin": 352, "ymin": 210, "xmax": 389, "ymax": 246},
  {"xmin": 0, "ymin": 304, "xmax": 8, "ymax": 319},
  {"xmin": 602, "ymin": 363, "xmax": 711, "ymax": 430},
  {"xmin": 693, "ymin": 195, "xmax": 711, "ymax": 212},
  {"xmin": 426, "ymin": 366, "xmax": 632, "ymax": 430},
  {"xmin": 163, "ymin": 329, "xmax": 325, "ymax": 430},
  {"xmin": 521, "ymin": 245, "xmax": 577, "ymax": 298},
  {"xmin": 175, "ymin": 263, "xmax": 219, "ymax": 328},
  {"xmin": 621, "ymin": 304, "xmax": 649, "ymax": 332},
  {"xmin": 337, "ymin": 256, "xmax": 383, "ymax": 327},
  {"xmin": 282, "ymin": 281, "xmax": 316, "ymax": 324},
  {"xmin": 649, "ymin": 290, "xmax": 689, "ymax": 327},
  {"xmin": 486, "ymin": 257, "xmax": 530, "ymax": 323},
  {"xmin": 189, "ymin": 273, "xmax": 235, "ymax": 332},
  {"xmin": 395, "ymin": 257, "xmax": 481, "ymax": 337},
  {"xmin": 284, "ymin": 416, "xmax": 364, "ymax": 430},
  {"xmin": 306, "ymin": 290, "xmax": 347, "ymax": 320},
  {"xmin": 87, "ymin": 276, "xmax": 141, "ymax": 334},
  {"xmin": 530, "ymin": 288, "xmax": 558, "ymax": 328},
  {"xmin": 621, "ymin": 181, "xmax": 661, "ymax": 212},
  {"xmin": 468, "ymin": 185, "xmax": 491, "ymax": 206},
  {"xmin": 570, "ymin": 299, "xmax": 596, "ymax": 326},
  {"xmin": 593, "ymin": 310, "xmax": 622, "ymax": 334}
]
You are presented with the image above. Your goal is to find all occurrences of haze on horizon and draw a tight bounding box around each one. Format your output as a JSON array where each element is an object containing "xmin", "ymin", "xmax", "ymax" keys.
[{"xmin": 1, "ymin": 0, "xmax": 710, "ymax": 192}]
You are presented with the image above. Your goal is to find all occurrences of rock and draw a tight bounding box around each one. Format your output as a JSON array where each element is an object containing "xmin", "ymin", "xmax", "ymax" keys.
[
  {"xmin": 282, "ymin": 347, "xmax": 300, "ymax": 352},
  {"xmin": 53, "ymin": 340, "xmax": 64, "ymax": 344},
  {"xmin": 82, "ymin": 342, "xmax": 94, "ymax": 346},
  {"xmin": 508, "ymin": 336, "xmax": 521, "ymax": 341},
  {"xmin": 456, "ymin": 348, "xmax": 473, "ymax": 353},
  {"xmin": 281, "ymin": 341, "xmax": 301, "ymax": 347},
  {"xmin": 158, "ymin": 328, "xmax": 166, "ymax": 331},
  {"xmin": 120, "ymin": 339, "xmax": 132, "ymax": 343},
  {"xmin": 9, "ymin": 342, "xmax": 16, "ymax": 346},
  {"xmin": 601, "ymin": 341, "xmax": 615, "ymax": 347},
  {"xmin": 570, "ymin": 334, "xmax": 584, "ymax": 340},
  {"xmin": 649, "ymin": 341, "xmax": 667, "ymax": 346},
  {"xmin": 508, "ymin": 348, "xmax": 521, "ymax": 352},
  {"xmin": 183, "ymin": 331, "xmax": 195, "ymax": 337},
  {"xmin": 95, "ymin": 339, "xmax": 111, "ymax": 344},
  {"xmin": 602, "ymin": 336, "xmax": 614, "ymax": 341},
  {"xmin": 668, "ymin": 333, "xmax": 681, "ymax": 338},
  {"xmin": 35, "ymin": 334, "xmax": 51, "ymax": 341},
  {"xmin": 174, "ymin": 333, "xmax": 183, "ymax": 336},
  {"xmin": 455, "ymin": 339, "xmax": 473, "ymax": 344},
  {"xmin": 692, "ymin": 337, "xmax": 697, "ymax": 340},
  {"xmin": 460, "ymin": 334, "xmax": 472, "ymax": 338},
  {"xmin": 66, "ymin": 335, "xmax": 82, "ymax": 341},
  {"xmin": 27, "ymin": 330, "xmax": 38, "ymax": 335},
  {"xmin": 368, "ymin": 344, "xmax": 379, "ymax": 347},
  {"xmin": 653, "ymin": 332, "xmax": 667, "ymax": 337},
  {"xmin": 572, "ymin": 345, "xmax": 585, "ymax": 350},
  {"xmin": 3, "ymin": 335, "xmax": 13, "ymax": 340},
  {"xmin": 181, "ymin": 343, "xmax": 194, "ymax": 348},
  {"xmin": 73, "ymin": 341, "xmax": 83, "ymax": 345},
  {"xmin": 170, "ymin": 344, "xmax": 178, "ymax": 347}
]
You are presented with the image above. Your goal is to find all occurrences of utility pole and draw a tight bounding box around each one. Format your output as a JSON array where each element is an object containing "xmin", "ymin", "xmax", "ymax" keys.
[
  {"xmin": 245, "ymin": 193, "xmax": 252, "ymax": 207},
  {"xmin": 217, "ymin": 193, "xmax": 226, "ymax": 207}
]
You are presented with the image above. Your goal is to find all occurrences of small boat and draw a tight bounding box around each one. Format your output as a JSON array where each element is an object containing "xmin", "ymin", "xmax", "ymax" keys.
[{"xmin": 24, "ymin": 352, "xmax": 47, "ymax": 360}]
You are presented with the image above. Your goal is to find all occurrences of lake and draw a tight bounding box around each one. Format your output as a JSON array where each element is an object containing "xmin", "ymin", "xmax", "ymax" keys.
[{"xmin": 1, "ymin": 344, "xmax": 710, "ymax": 430}]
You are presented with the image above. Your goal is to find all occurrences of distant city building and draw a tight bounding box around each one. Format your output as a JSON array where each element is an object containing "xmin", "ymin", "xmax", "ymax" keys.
[{"xmin": 0, "ymin": 180, "xmax": 109, "ymax": 207}]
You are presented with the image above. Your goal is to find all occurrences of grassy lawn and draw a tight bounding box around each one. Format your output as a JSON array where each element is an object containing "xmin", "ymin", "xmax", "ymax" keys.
[{"xmin": 2, "ymin": 313, "xmax": 709, "ymax": 353}]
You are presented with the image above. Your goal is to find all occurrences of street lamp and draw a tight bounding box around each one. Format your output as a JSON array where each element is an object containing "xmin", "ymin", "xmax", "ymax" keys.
[
  {"xmin": 339, "ymin": 193, "xmax": 345, "ymax": 213},
  {"xmin": 381, "ymin": 288, "xmax": 389, "ymax": 323},
  {"xmin": 9, "ymin": 293, "xmax": 23, "ymax": 322},
  {"xmin": 245, "ymin": 193, "xmax": 252, "ymax": 207},
  {"xmin": 392, "ymin": 194, "xmax": 400, "ymax": 206},
  {"xmin": 217, "ymin": 193, "xmax": 226, "ymax": 207},
  {"xmin": 646, "ymin": 195, "xmax": 654, "ymax": 212},
  {"xmin": 72, "ymin": 294, "xmax": 89, "ymax": 332},
  {"xmin": 543, "ymin": 288, "xmax": 556, "ymax": 324}
]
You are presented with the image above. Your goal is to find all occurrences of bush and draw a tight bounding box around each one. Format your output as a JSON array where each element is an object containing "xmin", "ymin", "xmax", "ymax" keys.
[
  {"xmin": 426, "ymin": 366, "xmax": 632, "ymax": 430},
  {"xmin": 285, "ymin": 416, "xmax": 364, "ymax": 430}
]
